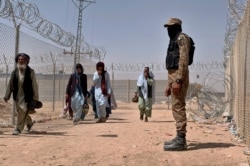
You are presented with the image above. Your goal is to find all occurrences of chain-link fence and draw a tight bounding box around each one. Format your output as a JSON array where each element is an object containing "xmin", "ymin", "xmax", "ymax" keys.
[
  {"xmin": 224, "ymin": 0, "xmax": 250, "ymax": 149},
  {"xmin": 0, "ymin": 20, "xmax": 228, "ymax": 129},
  {"xmin": 0, "ymin": 23, "xmax": 99, "ymax": 75}
]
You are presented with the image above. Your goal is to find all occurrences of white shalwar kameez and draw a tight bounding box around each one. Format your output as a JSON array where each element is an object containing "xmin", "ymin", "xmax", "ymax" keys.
[{"xmin": 93, "ymin": 71, "xmax": 111, "ymax": 119}]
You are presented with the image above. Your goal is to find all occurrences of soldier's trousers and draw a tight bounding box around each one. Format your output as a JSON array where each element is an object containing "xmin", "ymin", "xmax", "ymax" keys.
[{"xmin": 171, "ymin": 79, "xmax": 189, "ymax": 134}]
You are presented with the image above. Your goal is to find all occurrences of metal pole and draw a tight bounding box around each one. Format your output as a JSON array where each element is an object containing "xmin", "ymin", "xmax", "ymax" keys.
[
  {"xmin": 112, "ymin": 63, "xmax": 114, "ymax": 89},
  {"xmin": 62, "ymin": 64, "xmax": 66, "ymax": 108},
  {"xmin": 127, "ymin": 79, "xmax": 130, "ymax": 102},
  {"xmin": 72, "ymin": 0, "xmax": 96, "ymax": 68},
  {"xmin": 2, "ymin": 54, "xmax": 10, "ymax": 89},
  {"xmin": 12, "ymin": 24, "xmax": 20, "ymax": 125},
  {"xmin": 53, "ymin": 64, "xmax": 55, "ymax": 112},
  {"xmin": 50, "ymin": 52, "xmax": 59, "ymax": 112},
  {"xmin": 6, "ymin": 64, "xmax": 8, "ymax": 88},
  {"xmin": 74, "ymin": 0, "xmax": 83, "ymax": 67}
]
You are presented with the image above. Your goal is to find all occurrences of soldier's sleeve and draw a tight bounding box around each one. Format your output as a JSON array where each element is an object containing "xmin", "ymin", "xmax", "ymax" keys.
[{"xmin": 176, "ymin": 34, "xmax": 190, "ymax": 80}]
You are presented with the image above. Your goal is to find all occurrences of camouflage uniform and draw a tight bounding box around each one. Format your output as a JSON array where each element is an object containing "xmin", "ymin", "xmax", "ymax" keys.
[
  {"xmin": 163, "ymin": 17, "xmax": 191, "ymax": 151},
  {"xmin": 168, "ymin": 33, "xmax": 190, "ymax": 133}
]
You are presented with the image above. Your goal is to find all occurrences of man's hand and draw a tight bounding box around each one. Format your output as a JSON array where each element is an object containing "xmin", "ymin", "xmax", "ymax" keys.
[
  {"xmin": 172, "ymin": 82, "xmax": 181, "ymax": 95},
  {"xmin": 165, "ymin": 86, "xmax": 171, "ymax": 97}
]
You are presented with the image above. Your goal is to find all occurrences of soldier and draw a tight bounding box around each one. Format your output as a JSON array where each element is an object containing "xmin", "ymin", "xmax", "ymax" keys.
[{"xmin": 163, "ymin": 18, "xmax": 190, "ymax": 151}]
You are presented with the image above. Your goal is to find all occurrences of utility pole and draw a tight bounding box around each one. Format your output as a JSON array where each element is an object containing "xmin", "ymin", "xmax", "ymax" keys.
[{"xmin": 72, "ymin": 0, "xmax": 95, "ymax": 68}]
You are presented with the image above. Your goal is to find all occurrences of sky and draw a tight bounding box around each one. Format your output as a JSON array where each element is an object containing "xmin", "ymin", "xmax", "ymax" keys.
[
  {"xmin": 0, "ymin": 0, "xmax": 229, "ymax": 80},
  {"xmin": 3, "ymin": 0, "xmax": 228, "ymax": 65}
]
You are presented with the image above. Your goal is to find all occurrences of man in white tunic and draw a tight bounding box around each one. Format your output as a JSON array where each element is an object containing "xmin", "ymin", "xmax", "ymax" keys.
[
  {"xmin": 4, "ymin": 53, "xmax": 39, "ymax": 135},
  {"xmin": 93, "ymin": 62, "xmax": 111, "ymax": 123}
]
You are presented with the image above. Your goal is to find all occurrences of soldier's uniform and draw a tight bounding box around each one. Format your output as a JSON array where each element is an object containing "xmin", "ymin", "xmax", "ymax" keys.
[
  {"xmin": 163, "ymin": 18, "xmax": 190, "ymax": 151},
  {"xmin": 168, "ymin": 33, "xmax": 190, "ymax": 133}
]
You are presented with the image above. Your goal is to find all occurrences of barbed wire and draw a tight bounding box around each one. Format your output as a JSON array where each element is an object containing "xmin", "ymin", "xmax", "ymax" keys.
[
  {"xmin": 0, "ymin": 0, "xmax": 105, "ymax": 60},
  {"xmin": 0, "ymin": 53, "xmax": 95, "ymax": 74},
  {"xmin": 224, "ymin": 0, "xmax": 247, "ymax": 57},
  {"xmin": 0, "ymin": 52, "xmax": 224, "ymax": 74},
  {"xmin": 105, "ymin": 61, "xmax": 224, "ymax": 72},
  {"xmin": 0, "ymin": 0, "xmax": 75, "ymax": 47},
  {"xmin": 187, "ymin": 72, "xmax": 234, "ymax": 122}
]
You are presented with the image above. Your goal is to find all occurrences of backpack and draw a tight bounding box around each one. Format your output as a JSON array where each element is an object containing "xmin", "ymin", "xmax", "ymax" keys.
[
  {"xmin": 180, "ymin": 33, "xmax": 195, "ymax": 65},
  {"xmin": 188, "ymin": 36, "xmax": 195, "ymax": 65}
]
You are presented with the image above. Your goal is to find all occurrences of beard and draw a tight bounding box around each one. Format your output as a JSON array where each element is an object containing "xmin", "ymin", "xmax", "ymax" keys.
[{"xmin": 17, "ymin": 63, "xmax": 27, "ymax": 71}]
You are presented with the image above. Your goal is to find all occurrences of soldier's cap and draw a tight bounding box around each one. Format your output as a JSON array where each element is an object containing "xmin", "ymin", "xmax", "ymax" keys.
[
  {"xmin": 15, "ymin": 53, "xmax": 30, "ymax": 64},
  {"xmin": 164, "ymin": 18, "xmax": 182, "ymax": 27}
]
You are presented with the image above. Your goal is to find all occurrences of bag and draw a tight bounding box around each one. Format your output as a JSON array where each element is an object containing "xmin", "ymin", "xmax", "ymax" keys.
[
  {"xmin": 82, "ymin": 103, "xmax": 89, "ymax": 115},
  {"xmin": 28, "ymin": 99, "xmax": 43, "ymax": 110},
  {"xmin": 80, "ymin": 100, "xmax": 89, "ymax": 120},
  {"xmin": 132, "ymin": 95, "xmax": 138, "ymax": 103},
  {"xmin": 188, "ymin": 36, "xmax": 195, "ymax": 65},
  {"xmin": 180, "ymin": 33, "xmax": 195, "ymax": 65}
]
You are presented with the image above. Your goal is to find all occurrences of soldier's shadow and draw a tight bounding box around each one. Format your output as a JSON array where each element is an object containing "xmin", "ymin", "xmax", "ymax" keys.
[{"xmin": 187, "ymin": 141, "xmax": 236, "ymax": 151}]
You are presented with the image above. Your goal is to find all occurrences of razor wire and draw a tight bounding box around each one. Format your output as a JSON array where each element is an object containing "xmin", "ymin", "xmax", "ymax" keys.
[
  {"xmin": 106, "ymin": 61, "xmax": 224, "ymax": 72},
  {"xmin": 0, "ymin": 54, "xmax": 224, "ymax": 74},
  {"xmin": 0, "ymin": 53, "xmax": 96, "ymax": 74},
  {"xmin": 0, "ymin": 0, "xmax": 105, "ymax": 60},
  {"xmin": 224, "ymin": 0, "xmax": 247, "ymax": 57},
  {"xmin": 0, "ymin": 22, "xmax": 102, "ymax": 75},
  {"xmin": 186, "ymin": 72, "xmax": 234, "ymax": 123}
]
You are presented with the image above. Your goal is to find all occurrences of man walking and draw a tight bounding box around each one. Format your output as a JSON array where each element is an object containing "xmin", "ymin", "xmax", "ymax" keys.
[
  {"xmin": 65, "ymin": 63, "xmax": 88, "ymax": 124},
  {"xmin": 163, "ymin": 18, "xmax": 191, "ymax": 151},
  {"xmin": 136, "ymin": 67, "xmax": 155, "ymax": 122},
  {"xmin": 4, "ymin": 53, "xmax": 40, "ymax": 135},
  {"xmin": 93, "ymin": 62, "xmax": 111, "ymax": 123}
]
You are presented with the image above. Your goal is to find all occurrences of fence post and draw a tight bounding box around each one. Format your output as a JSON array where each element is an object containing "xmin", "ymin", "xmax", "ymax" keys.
[
  {"xmin": 127, "ymin": 79, "xmax": 130, "ymax": 102},
  {"xmin": 50, "ymin": 52, "xmax": 59, "ymax": 112},
  {"xmin": 112, "ymin": 63, "xmax": 114, "ymax": 89},
  {"xmin": 62, "ymin": 64, "xmax": 66, "ymax": 108},
  {"xmin": 11, "ymin": 24, "xmax": 20, "ymax": 125}
]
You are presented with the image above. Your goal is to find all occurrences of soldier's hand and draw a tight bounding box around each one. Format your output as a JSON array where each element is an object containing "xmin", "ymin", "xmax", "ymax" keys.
[
  {"xmin": 165, "ymin": 86, "xmax": 171, "ymax": 97},
  {"xmin": 172, "ymin": 82, "xmax": 181, "ymax": 95}
]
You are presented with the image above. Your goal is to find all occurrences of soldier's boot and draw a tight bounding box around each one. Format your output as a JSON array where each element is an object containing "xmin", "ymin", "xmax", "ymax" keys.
[
  {"xmin": 163, "ymin": 133, "xmax": 187, "ymax": 151},
  {"xmin": 164, "ymin": 135, "xmax": 178, "ymax": 145}
]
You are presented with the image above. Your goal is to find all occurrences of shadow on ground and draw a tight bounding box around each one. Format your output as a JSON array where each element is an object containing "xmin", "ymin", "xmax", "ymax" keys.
[
  {"xmin": 187, "ymin": 142, "xmax": 236, "ymax": 151},
  {"xmin": 97, "ymin": 134, "xmax": 118, "ymax": 137},
  {"xmin": 26, "ymin": 131, "xmax": 68, "ymax": 136}
]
